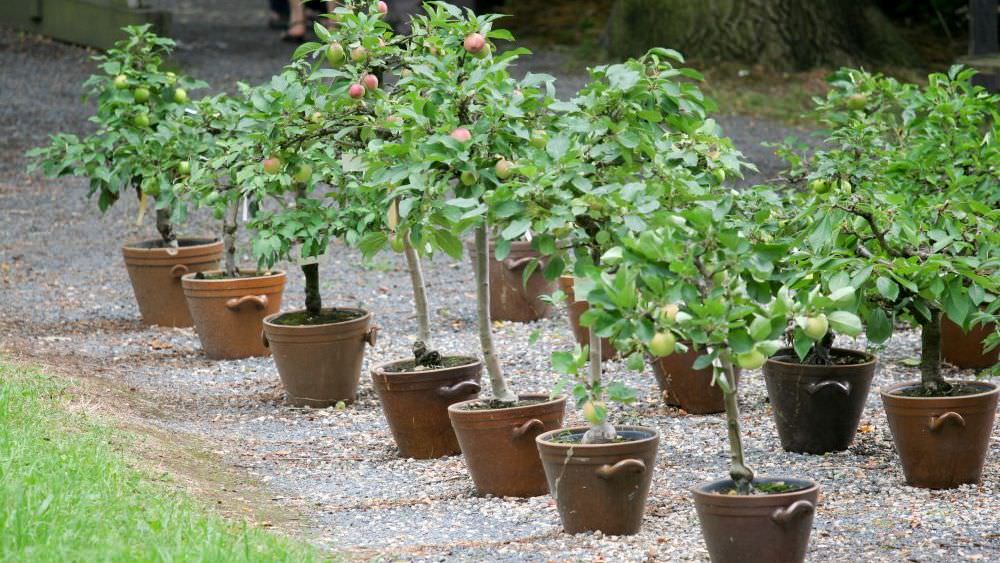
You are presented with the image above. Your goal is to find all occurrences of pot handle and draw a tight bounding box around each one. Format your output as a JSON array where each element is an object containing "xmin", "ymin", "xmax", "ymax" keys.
[
  {"xmin": 171, "ymin": 264, "xmax": 190, "ymax": 278},
  {"xmin": 512, "ymin": 418, "xmax": 544, "ymax": 440},
  {"xmin": 226, "ymin": 295, "xmax": 268, "ymax": 311},
  {"xmin": 436, "ymin": 380, "xmax": 481, "ymax": 399},
  {"xmin": 261, "ymin": 331, "xmax": 269, "ymax": 348},
  {"xmin": 770, "ymin": 500, "xmax": 815, "ymax": 526},
  {"xmin": 364, "ymin": 326, "xmax": 379, "ymax": 347},
  {"xmin": 806, "ymin": 380, "xmax": 851, "ymax": 396},
  {"xmin": 595, "ymin": 459, "xmax": 646, "ymax": 480},
  {"xmin": 503, "ymin": 256, "xmax": 534, "ymax": 271},
  {"xmin": 929, "ymin": 411, "xmax": 966, "ymax": 432}
]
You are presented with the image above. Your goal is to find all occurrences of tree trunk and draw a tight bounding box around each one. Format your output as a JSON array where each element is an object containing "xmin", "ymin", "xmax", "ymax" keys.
[
  {"xmin": 720, "ymin": 357, "xmax": 753, "ymax": 493},
  {"xmin": 302, "ymin": 263, "xmax": 321, "ymax": 316},
  {"xmin": 606, "ymin": 0, "xmax": 917, "ymax": 70},
  {"xmin": 581, "ymin": 325, "xmax": 616, "ymax": 444},
  {"xmin": 920, "ymin": 309, "xmax": 949, "ymax": 392},
  {"xmin": 474, "ymin": 223, "xmax": 517, "ymax": 404},
  {"xmin": 403, "ymin": 233, "xmax": 431, "ymax": 346},
  {"xmin": 155, "ymin": 207, "xmax": 178, "ymax": 248},
  {"xmin": 222, "ymin": 200, "xmax": 239, "ymax": 278}
]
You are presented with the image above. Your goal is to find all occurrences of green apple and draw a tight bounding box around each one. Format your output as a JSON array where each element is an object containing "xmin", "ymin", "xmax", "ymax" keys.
[
  {"xmin": 113, "ymin": 74, "xmax": 128, "ymax": 89},
  {"xmin": 326, "ymin": 42, "xmax": 346, "ymax": 67},
  {"xmin": 165, "ymin": 72, "xmax": 177, "ymax": 85},
  {"xmin": 293, "ymin": 163, "xmax": 313, "ymax": 183},
  {"xmin": 803, "ymin": 314, "xmax": 829, "ymax": 340},
  {"xmin": 132, "ymin": 113, "xmax": 150, "ymax": 128},
  {"xmin": 649, "ymin": 332, "xmax": 677, "ymax": 357},
  {"xmin": 173, "ymin": 88, "xmax": 188, "ymax": 103},
  {"xmin": 495, "ymin": 159, "xmax": 514, "ymax": 180},
  {"xmin": 735, "ymin": 349, "xmax": 767, "ymax": 370},
  {"xmin": 176, "ymin": 161, "xmax": 190, "ymax": 176},
  {"xmin": 133, "ymin": 87, "xmax": 150, "ymax": 103},
  {"xmin": 582, "ymin": 400, "xmax": 606, "ymax": 425},
  {"xmin": 530, "ymin": 130, "xmax": 547, "ymax": 149},
  {"xmin": 810, "ymin": 179, "xmax": 830, "ymax": 194},
  {"xmin": 460, "ymin": 170, "xmax": 477, "ymax": 186}
]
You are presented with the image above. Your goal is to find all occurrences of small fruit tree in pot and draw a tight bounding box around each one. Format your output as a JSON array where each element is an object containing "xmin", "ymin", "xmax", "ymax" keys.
[
  {"xmin": 511, "ymin": 48, "xmax": 746, "ymax": 443},
  {"xmin": 588, "ymin": 188, "xmax": 861, "ymax": 555},
  {"xmin": 779, "ymin": 67, "xmax": 999, "ymax": 488}
]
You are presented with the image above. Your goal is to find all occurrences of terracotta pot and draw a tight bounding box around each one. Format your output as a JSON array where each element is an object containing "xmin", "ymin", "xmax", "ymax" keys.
[
  {"xmin": 371, "ymin": 357, "xmax": 482, "ymax": 459},
  {"xmin": 181, "ymin": 269, "xmax": 286, "ymax": 360},
  {"xmin": 536, "ymin": 426, "xmax": 659, "ymax": 535},
  {"xmin": 763, "ymin": 348, "xmax": 877, "ymax": 454},
  {"xmin": 649, "ymin": 346, "xmax": 738, "ymax": 414},
  {"xmin": 693, "ymin": 477, "xmax": 819, "ymax": 563},
  {"xmin": 558, "ymin": 276, "xmax": 616, "ymax": 361},
  {"xmin": 121, "ymin": 238, "xmax": 223, "ymax": 327},
  {"xmin": 880, "ymin": 380, "xmax": 998, "ymax": 489},
  {"xmin": 466, "ymin": 239, "xmax": 554, "ymax": 322},
  {"xmin": 262, "ymin": 308, "xmax": 377, "ymax": 407},
  {"xmin": 941, "ymin": 317, "xmax": 999, "ymax": 369},
  {"xmin": 448, "ymin": 394, "xmax": 566, "ymax": 497}
]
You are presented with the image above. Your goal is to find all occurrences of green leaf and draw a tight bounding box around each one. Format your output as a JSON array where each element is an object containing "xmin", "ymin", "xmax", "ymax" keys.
[
  {"xmin": 501, "ymin": 218, "xmax": 531, "ymax": 241},
  {"xmin": 433, "ymin": 230, "xmax": 463, "ymax": 260},
  {"xmin": 828, "ymin": 311, "xmax": 863, "ymax": 337},
  {"xmin": 793, "ymin": 327, "xmax": 813, "ymax": 361},
  {"xmin": 876, "ymin": 276, "xmax": 899, "ymax": 301},
  {"xmin": 551, "ymin": 351, "xmax": 576, "ymax": 375},
  {"xmin": 749, "ymin": 316, "xmax": 772, "ymax": 341},
  {"xmin": 865, "ymin": 308, "xmax": 892, "ymax": 343},
  {"xmin": 357, "ymin": 231, "xmax": 387, "ymax": 258}
]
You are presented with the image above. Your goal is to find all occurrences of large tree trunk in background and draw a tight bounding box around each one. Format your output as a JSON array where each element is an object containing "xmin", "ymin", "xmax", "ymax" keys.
[{"xmin": 606, "ymin": 0, "xmax": 918, "ymax": 70}]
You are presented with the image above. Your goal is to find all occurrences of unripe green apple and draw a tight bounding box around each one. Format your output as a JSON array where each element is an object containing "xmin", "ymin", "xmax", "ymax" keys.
[
  {"xmin": 165, "ymin": 71, "xmax": 177, "ymax": 85},
  {"xmin": 132, "ymin": 113, "xmax": 150, "ymax": 128},
  {"xmin": 293, "ymin": 163, "xmax": 313, "ymax": 183},
  {"xmin": 649, "ymin": 332, "xmax": 677, "ymax": 357},
  {"xmin": 173, "ymin": 88, "xmax": 188, "ymax": 103},
  {"xmin": 133, "ymin": 87, "xmax": 150, "ymax": 103},
  {"xmin": 582, "ymin": 400, "xmax": 605, "ymax": 425},
  {"xmin": 472, "ymin": 42, "xmax": 491, "ymax": 60},
  {"xmin": 712, "ymin": 168, "xmax": 726, "ymax": 183},
  {"xmin": 176, "ymin": 160, "xmax": 190, "ymax": 176},
  {"xmin": 390, "ymin": 235, "xmax": 405, "ymax": 252},
  {"xmin": 530, "ymin": 130, "xmax": 547, "ymax": 149},
  {"xmin": 326, "ymin": 42, "xmax": 346, "ymax": 66},
  {"xmin": 735, "ymin": 349, "xmax": 767, "ymax": 370},
  {"xmin": 810, "ymin": 179, "xmax": 830, "ymax": 194},
  {"xmin": 846, "ymin": 93, "xmax": 868, "ymax": 110},
  {"xmin": 803, "ymin": 313, "xmax": 829, "ymax": 340},
  {"xmin": 495, "ymin": 159, "xmax": 514, "ymax": 180},
  {"xmin": 113, "ymin": 74, "xmax": 129, "ymax": 89},
  {"xmin": 460, "ymin": 170, "xmax": 477, "ymax": 186}
]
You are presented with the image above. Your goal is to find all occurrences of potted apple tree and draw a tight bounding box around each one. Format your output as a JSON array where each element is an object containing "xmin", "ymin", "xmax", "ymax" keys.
[
  {"xmin": 782, "ymin": 67, "xmax": 999, "ymax": 488},
  {"xmin": 585, "ymin": 189, "xmax": 863, "ymax": 558},
  {"xmin": 28, "ymin": 25, "xmax": 219, "ymax": 327},
  {"xmin": 175, "ymin": 92, "xmax": 287, "ymax": 360}
]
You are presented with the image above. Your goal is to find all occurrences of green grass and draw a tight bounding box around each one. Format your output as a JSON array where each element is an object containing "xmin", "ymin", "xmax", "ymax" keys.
[{"xmin": 0, "ymin": 360, "xmax": 323, "ymax": 562}]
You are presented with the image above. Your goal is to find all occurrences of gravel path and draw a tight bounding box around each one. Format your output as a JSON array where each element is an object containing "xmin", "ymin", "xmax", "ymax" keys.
[{"xmin": 2, "ymin": 3, "xmax": 998, "ymax": 561}]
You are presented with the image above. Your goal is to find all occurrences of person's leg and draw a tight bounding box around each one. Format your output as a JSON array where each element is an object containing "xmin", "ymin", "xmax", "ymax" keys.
[{"xmin": 285, "ymin": 0, "xmax": 306, "ymax": 41}]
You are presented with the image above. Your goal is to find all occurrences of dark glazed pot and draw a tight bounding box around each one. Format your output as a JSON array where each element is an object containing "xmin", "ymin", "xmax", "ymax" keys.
[
  {"xmin": 763, "ymin": 348, "xmax": 877, "ymax": 454},
  {"xmin": 448, "ymin": 394, "xmax": 566, "ymax": 497},
  {"xmin": 558, "ymin": 276, "xmax": 616, "ymax": 361},
  {"xmin": 880, "ymin": 380, "xmax": 998, "ymax": 489},
  {"xmin": 536, "ymin": 426, "xmax": 658, "ymax": 535},
  {"xmin": 941, "ymin": 317, "xmax": 999, "ymax": 369},
  {"xmin": 122, "ymin": 238, "xmax": 223, "ymax": 327},
  {"xmin": 181, "ymin": 269, "xmax": 286, "ymax": 359},
  {"xmin": 467, "ymin": 239, "xmax": 554, "ymax": 322},
  {"xmin": 693, "ymin": 477, "xmax": 819, "ymax": 563},
  {"xmin": 649, "ymin": 346, "xmax": 737, "ymax": 414},
  {"xmin": 371, "ymin": 357, "xmax": 482, "ymax": 459},
  {"xmin": 262, "ymin": 308, "xmax": 377, "ymax": 407}
]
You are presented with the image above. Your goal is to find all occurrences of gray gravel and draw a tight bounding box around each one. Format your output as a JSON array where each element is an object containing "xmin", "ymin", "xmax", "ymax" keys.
[{"xmin": 2, "ymin": 3, "xmax": 999, "ymax": 562}]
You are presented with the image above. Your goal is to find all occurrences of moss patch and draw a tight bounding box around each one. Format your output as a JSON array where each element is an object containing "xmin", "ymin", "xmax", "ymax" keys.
[{"xmin": 270, "ymin": 308, "xmax": 364, "ymax": 326}]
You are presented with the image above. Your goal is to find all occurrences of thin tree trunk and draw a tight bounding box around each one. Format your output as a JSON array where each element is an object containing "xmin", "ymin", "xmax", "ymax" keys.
[
  {"xmin": 302, "ymin": 263, "xmax": 321, "ymax": 316},
  {"xmin": 222, "ymin": 199, "xmax": 239, "ymax": 278},
  {"xmin": 156, "ymin": 207, "xmax": 178, "ymax": 249},
  {"xmin": 581, "ymin": 326, "xmax": 617, "ymax": 444},
  {"xmin": 475, "ymin": 223, "xmax": 517, "ymax": 404},
  {"xmin": 403, "ymin": 233, "xmax": 431, "ymax": 345},
  {"xmin": 920, "ymin": 309, "xmax": 948, "ymax": 392},
  {"xmin": 721, "ymin": 357, "xmax": 754, "ymax": 493}
]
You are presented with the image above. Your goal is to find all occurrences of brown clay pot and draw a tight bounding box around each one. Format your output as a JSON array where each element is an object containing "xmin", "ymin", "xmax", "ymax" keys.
[
  {"xmin": 371, "ymin": 357, "xmax": 482, "ymax": 459},
  {"xmin": 693, "ymin": 477, "xmax": 819, "ymax": 563},
  {"xmin": 558, "ymin": 276, "xmax": 616, "ymax": 361},
  {"xmin": 941, "ymin": 317, "xmax": 999, "ymax": 369},
  {"xmin": 536, "ymin": 426, "xmax": 659, "ymax": 535},
  {"xmin": 880, "ymin": 380, "xmax": 998, "ymax": 489},
  {"xmin": 649, "ymin": 346, "xmax": 738, "ymax": 414},
  {"xmin": 262, "ymin": 308, "xmax": 377, "ymax": 407},
  {"xmin": 466, "ymin": 239, "xmax": 554, "ymax": 322},
  {"xmin": 448, "ymin": 394, "xmax": 566, "ymax": 497},
  {"xmin": 121, "ymin": 238, "xmax": 223, "ymax": 327},
  {"xmin": 181, "ymin": 270, "xmax": 286, "ymax": 360},
  {"xmin": 764, "ymin": 348, "xmax": 877, "ymax": 454}
]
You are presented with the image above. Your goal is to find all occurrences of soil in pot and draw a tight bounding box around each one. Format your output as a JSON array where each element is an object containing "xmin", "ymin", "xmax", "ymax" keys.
[
  {"xmin": 558, "ymin": 276, "xmax": 616, "ymax": 361},
  {"xmin": 941, "ymin": 317, "xmax": 999, "ymax": 370},
  {"xmin": 122, "ymin": 238, "xmax": 223, "ymax": 327},
  {"xmin": 262, "ymin": 307, "xmax": 376, "ymax": 407},
  {"xmin": 536, "ymin": 426, "xmax": 658, "ymax": 535},
  {"xmin": 448, "ymin": 394, "xmax": 566, "ymax": 497},
  {"xmin": 181, "ymin": 269, "xmax": 286, "ymax": 360},
  {"xmin": 764, "ymin": 348, "xmax": 876, "ymax": 454},
  {"xmin": 371, "ymin": 356, "xmax": 482, "ymax": 459},
  {"xmin": 650, "ymin": 346, "xmax": 738, "ymax": 414},
  {"xmin": 881, "ymin": 380, "xmax": 998, "ymax": 489},
  {"xmin": 466, "ymin": 239, "xmax": 554, "ymax": 322},
  {"xmin": 693, "ymin": 477, "xmax": 819, "ymax": 563}
]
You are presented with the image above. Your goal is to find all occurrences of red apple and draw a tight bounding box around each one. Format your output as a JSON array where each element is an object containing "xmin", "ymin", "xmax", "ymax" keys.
[
  {"xmin": 450, "ymin": 127, "xmax": 472, "ymax": 143},
  {"xmin": 463, "ymin": 33, "xmax": 485, "ymax": 54},
  {"xmin": 377, "ymin": 1, "xmax": 388, "ymax": 16},
  {"xmin": 348, "ymin": 83, "xmax": 366, "ymax": 99},
  {"xmin": 262, "ymin": 157, "xmax": 282, "ymax": 175},
  {"xmin": 362, "ymin": 74, "xmax": 379, "ymax": 92}
]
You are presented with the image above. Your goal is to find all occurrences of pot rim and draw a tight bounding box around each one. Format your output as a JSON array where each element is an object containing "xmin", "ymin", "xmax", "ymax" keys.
[
  {"xmin": 691, "ymin": 476, "xmax": 819, "ymax": 502},
  {"xmin": 263, "ymin": 307, "xmax": 371, "ymax": 329},
  {"xmin": 373, "ymin": 355, "xmax": 482, "ymax": 377},
  {"xmin": 535, "ymin": 424, "xmax": 659, "ymax": 448},
  {"xmin": 447, "ymin": 393, "xmax": 565, "ymax": 416},
  {"xmin": 122, "ymin": 237, "xmax": 221, "ymax": 251},
  {"xmin": 879, "ymin": 380, "xmax": 998, "ymax": 402},
  {"xmin": 181, "ymin": 268, "xmax": 286, "ymax": 283},
  {"xmin": 766, "ymin": 347, "xmax": 876, "ymax": 368}
]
